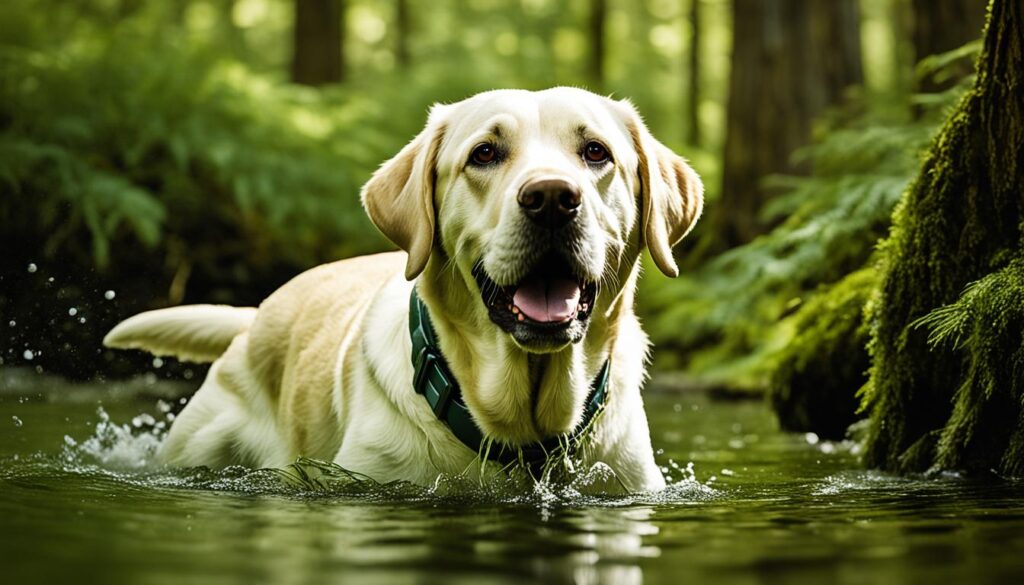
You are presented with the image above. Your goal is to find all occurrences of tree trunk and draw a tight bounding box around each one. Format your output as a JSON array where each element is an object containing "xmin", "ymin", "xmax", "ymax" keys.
[
  {"xmin": 687, "ymin": 0, "xmax": 702, "ymax": 146},
  {"xmin": 807, "ymin": 0, "xmax": 863, "ymax": 109},
  {"xmin": 715, "ymin": 0, "xmax": 863, "ymax": 249},
  {"xmin": 395, "ymin": 0, "xmax": 411, "ymax": 69},
  {"xmin": 911, "ymin": 0, "xmax": 986, "ymax": 61},
  {"xmin": 588, "ymin": 0, "xmax": 606, "ymax": 92},
  {"xmin": 291, "ymin": 0, "xmax": 345, "ymax": 86},
  {"xmin": 911, "ymin": 0, "xmax": 986, "ymax": 93},
  {"xmin": 864, "ymin": 0, "xmax": 1024, "ymax": 476}
]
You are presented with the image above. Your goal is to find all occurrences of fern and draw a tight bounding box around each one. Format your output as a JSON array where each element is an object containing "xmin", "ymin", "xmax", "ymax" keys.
[{"xmin": 641, "ymin": 53, "xmax": 975, "ymax": 386}]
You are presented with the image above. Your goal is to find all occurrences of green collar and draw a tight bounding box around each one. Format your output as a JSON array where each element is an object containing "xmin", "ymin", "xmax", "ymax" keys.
[{"xmin": 409, "ymin": 286, "xmax": 610, "ymax": 467}]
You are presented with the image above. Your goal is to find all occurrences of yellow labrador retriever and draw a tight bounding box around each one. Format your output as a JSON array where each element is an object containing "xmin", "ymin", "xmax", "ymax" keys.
[{"xmin": 105, "ymin": 88, "xmax": 702, "ymax": 492}]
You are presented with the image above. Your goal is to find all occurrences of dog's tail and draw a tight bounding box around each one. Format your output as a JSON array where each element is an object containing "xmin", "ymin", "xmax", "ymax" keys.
[{"xmin": 104, "ymin": 305, "xmax": 258, "ymax": 363}]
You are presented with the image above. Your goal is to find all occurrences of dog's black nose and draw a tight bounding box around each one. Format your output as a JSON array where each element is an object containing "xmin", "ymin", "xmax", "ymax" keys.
[{"xmin": 517, "ymin": 179, "xmax": 581, "ymax": 229}]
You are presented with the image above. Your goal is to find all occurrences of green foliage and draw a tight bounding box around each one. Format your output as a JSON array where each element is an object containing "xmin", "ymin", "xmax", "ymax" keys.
[
  {"xmin": 640, "ymin": 98, "xmax": 947, "ymax": 386},
  {"xmin": 639, "ymin": 34, "xmax": 977, "ymax": 397},
  {"xmin": 0, "ymin": 29, "xmax": 394, "ymax": 276},
  {"xmin": 906, "ymin": 254, "xmax": 1024, "ymax": 476}
]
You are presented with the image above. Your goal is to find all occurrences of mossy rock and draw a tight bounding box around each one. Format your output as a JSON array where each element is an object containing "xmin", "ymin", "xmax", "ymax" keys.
[{"xmin": 769, "ymin": 268, "xmax": 876, "ymax": 440}]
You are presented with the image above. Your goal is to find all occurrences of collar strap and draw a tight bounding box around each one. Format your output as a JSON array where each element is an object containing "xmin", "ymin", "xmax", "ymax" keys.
[{"xmin": 409, "ymin": 286, "xmax": 610, "ymax": 467}]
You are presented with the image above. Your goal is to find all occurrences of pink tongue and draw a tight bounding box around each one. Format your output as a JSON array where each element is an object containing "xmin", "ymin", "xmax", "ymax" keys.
[{"xmin": 513, "ymin": 277, "xmax": 582, "ymax": 323}]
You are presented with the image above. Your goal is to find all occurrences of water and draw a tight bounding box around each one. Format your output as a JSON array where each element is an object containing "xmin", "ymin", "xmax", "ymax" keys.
[{"xmin": 2, "ymin": 370, "xmax": 1024, "ymax": 584}]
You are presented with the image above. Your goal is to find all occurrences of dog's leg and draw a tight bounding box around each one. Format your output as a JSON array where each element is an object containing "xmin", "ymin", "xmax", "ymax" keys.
[{"xmin": 158, "ymin": 334, "xmax": 290, "ymax": 469}]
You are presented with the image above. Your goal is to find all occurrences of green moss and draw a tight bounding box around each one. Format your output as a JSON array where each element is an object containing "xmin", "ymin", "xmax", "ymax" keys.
[
  {"xmin": 768, "ymin": 268, "xmax": 877, "ymax": 440},
  {"xmin": 862, "ymin": 0, "xmax": 1024, "ymax": 475}
]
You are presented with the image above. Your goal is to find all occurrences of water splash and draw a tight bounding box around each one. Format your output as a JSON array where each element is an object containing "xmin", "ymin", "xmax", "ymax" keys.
[
  {"xmin": 62, "ymin": 407, "xmax": 164, "ymax": 471},
  {"xmin": 51, "ymin": 405, "xmax": 718, "ymax": 506}
]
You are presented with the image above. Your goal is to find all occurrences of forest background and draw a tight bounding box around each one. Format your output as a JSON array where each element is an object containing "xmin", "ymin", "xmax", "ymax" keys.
[{"xmin": 4, "ymin": 0, "xmax": 1015, "ymax": 475}]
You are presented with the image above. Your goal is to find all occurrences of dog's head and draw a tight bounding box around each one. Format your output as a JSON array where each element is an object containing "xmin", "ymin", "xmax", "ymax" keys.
[{"xmin": 362, "ymin": 88, "xmax": 702, "ymax": 353}]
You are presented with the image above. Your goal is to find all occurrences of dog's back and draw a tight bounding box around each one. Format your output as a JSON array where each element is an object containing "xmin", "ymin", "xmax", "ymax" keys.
[{"xmin": 104, "ymin": 251, "xmax": 406, "ymax": 467}]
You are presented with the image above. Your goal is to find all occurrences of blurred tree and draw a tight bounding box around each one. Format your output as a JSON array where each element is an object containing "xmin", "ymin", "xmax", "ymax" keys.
[
  {"xmin": 395, "ymin": 0, "xmax": 411, "ymax": 69},
  {"xmin": 687, "ymin": 0, "xmax": 702, "ymax": 146},
  {"xmin": 910, "ymin": 0, "xmax": 986, "ymax": 93},
  {"xmin": 219, "ymin": 0, "xmax": 247, "ymax": 59},
  {"xmin": 291, "ymin": 0, "xmax": 345, "ymax": 85},
  {"xmin": 588, "ymin": 0, "xmax": 606, "ymax": 91},
  {"xmin": 170, "ymin": 0, "xmax": 189, "ymax": 25},
  {"xmin": 714, "ymin": 0, "xmax": 863, "ymax": 248}
]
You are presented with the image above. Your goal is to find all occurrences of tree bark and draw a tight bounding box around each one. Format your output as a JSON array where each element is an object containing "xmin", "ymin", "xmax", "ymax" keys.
[
  {"xmin": 588, "ymin": 0, "xmax": 606, "ymax": 92},
  {"xmin": 291, "ymin": 0, "xmax": 345, "ymax": 86},
  {"xmin": 864, "ymin": 0, "xmax": 1024, "ymax": 475},
  {"xmin": 715, "ymin": 0, "xmax": 863, "ymax": 249},
  {"xmin": 687, "ymin": 0, "xmax": 702, "ymax": 146}
]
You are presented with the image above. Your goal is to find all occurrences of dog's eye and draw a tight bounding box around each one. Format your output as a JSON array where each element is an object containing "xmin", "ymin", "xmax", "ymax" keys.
[
  {"xmin": 469, "ymin": 143, "xmax": 499, "ymax": 165},
  {"xmin": 583, "ymin": 142, "xmax": 611, "ymax": 164}
]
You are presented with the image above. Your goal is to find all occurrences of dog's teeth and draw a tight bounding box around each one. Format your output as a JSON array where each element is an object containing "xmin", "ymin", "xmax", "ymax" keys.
[
  {"xmin": 517, "ymin": 314, "xmax": 524, "ymax": 322},
  {"xmin": 511, "ymin": 306, "xmax": 519, "ymax": 314}
]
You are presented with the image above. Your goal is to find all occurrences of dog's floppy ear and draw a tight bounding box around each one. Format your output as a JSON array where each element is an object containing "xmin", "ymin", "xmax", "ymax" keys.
[
  {"xmin": 361, "ymin": 105, "xmax": 448, "ymax": 280},
  {"xmin": 619, "ymin": 101, "xmax": 703, "ymax": 278}
]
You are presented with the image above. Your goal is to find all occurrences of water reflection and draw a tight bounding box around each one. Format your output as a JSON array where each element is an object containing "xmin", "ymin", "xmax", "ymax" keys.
[{"xmin": 3, "ymin": 377, "xmax": 1024, "ymax": 584}]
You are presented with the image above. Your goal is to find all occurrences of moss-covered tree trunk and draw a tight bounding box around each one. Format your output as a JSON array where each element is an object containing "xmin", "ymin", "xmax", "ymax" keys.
[{"xmin": 864, "ymin": 0, "xmax": 1024, "ymax": 475}]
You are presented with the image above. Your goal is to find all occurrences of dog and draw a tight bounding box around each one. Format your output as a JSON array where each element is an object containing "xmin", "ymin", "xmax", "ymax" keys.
[{"xmin": 104, "ymin": 87, "xmax": 702, "ymax": 493}]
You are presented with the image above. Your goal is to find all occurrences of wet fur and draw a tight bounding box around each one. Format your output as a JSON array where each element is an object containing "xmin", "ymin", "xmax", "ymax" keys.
[{"xmin": 104, "ymin": 88, "xmax": 702, "ymax": 492}]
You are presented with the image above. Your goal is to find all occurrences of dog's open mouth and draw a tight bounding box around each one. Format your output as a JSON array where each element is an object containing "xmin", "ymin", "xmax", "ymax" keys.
[{"xmin": 473, "ymin": 254, "xmax": 596, "ymax": 347}]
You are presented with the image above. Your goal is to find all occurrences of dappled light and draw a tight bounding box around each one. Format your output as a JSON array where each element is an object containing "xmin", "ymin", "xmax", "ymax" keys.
[{"xmin": 3, "ymin": 0, "xmax": 1023, "ymax": 583}]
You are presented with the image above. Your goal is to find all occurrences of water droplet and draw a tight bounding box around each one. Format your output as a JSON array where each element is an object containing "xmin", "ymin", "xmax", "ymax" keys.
[
  {"xmin": 12, "ymin": 416, "xmax": 23, "ymax": 427},
  {"xmin": 27, "ymin": 263, "xmax": 37, "ymax": 273},
  {"xmin": 79, "ymin": 317, "xmax": 87, "ymax": 324},
  {"xmin": 8, "ymin": 320, "xmax": 15, "ymax": 327},
  {"xmin": 152, "ymin": 357, "xmax": 164, "ymax": 368},
  {"xmin": 23, "ymin": 350, "xmax": 34, "ymax": 360},
  {"xmin": 104, "ymin": 290, "xmax": 116, "ymax": 300},
  {"xmin": 68, "ymin": 307, "xmax": 78, "ymax": 316},
  {"xmin": 805, "ymin": 432, "xmax": 820, "ymax": 445}
]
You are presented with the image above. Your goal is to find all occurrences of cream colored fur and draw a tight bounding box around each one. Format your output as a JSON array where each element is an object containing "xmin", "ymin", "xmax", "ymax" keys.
[
  {"xmin": 104, "ymin": 305, "xmax": 257, "ymax": 363},
  {"xmin": 105, "ymin": 88, "xmax": 702, "ymax": 493}
]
